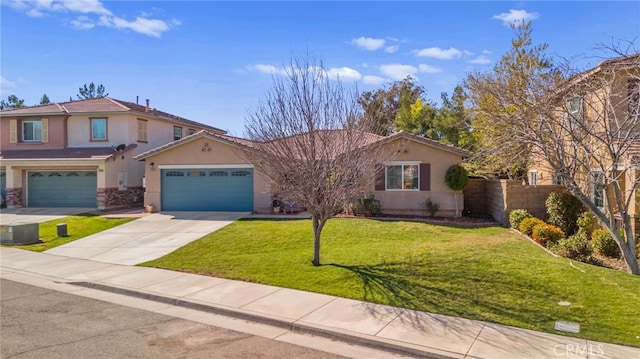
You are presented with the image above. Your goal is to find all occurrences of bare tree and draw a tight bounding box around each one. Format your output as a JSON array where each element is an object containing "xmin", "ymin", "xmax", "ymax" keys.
[
  {"xmin": 245, "ymin": 57, "xmax": 401, "ymax": 266},
  {"xmin": 468, "ymin": 43, "xmax": 640, "ymax": 274},
  {"xmin": 544, "ymin": 53, "xmax": 640, "ymax": 275}
]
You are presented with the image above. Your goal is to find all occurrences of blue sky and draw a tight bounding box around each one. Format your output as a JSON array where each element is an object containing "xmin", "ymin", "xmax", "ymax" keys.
[{"xmin": 2, "ymin": 1, "xmax": 639, "ymax": 136}]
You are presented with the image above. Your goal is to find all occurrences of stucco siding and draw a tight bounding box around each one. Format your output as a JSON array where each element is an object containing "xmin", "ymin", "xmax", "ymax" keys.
[
  {"xmin": 371, "ymin": 139, "xmax": 466, "ymax": 216},
  {"xmin": 141, "ymin": 137, "xmax": 271, "ymax": 212}
]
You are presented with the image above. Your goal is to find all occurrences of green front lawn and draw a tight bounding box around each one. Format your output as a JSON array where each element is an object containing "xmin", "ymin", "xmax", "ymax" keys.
[
  {"xmin": 11, "ymin": 214, "xmax": 134, "ymax": 252},
  {"xmin": 142, "ymin": 218, "xmax": 640, "ymax": 347}
]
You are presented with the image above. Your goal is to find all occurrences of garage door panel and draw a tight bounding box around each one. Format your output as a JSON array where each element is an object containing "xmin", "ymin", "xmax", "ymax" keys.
[
  {"xmin": 161, "ymin": 168, "xmax": 253, "ymax": 211},
  {"xmin": 28, "ymin": 171, "xmax": 97, "ymax": 207}
]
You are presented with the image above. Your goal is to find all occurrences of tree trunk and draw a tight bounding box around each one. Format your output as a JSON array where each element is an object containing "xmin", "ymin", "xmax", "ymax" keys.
[
  {"xmin": 617, "ymin": 225, "xmax": 640, "ymax": 275},
  {"xmin": 311, "ymin": 214, "xmax": 327, "ymax": 267},
  {"xmin": 454, "ymin": 192, "xmax": 459, "ymax": 217}
]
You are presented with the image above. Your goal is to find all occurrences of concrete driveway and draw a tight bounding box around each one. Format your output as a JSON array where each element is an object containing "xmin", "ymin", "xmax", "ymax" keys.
[
  {"xmin": 44, "ymin": 211, "xmax": 247, "ymax": 265},
  {"xmin": 0, "ymin": 208, "xmax": 95, "ymax": 225}
]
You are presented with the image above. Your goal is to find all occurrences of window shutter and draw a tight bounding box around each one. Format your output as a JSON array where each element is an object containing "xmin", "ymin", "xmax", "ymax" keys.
[
  {"xmin": 419, "ymin": 163, "xmax": 431, "ymax": 191},
  {"xmin": 9, "ymin": 119, "xmax": 17, "ymax": 143},
  {"xmin": 374, "ymin": 164, "xmax": 385, "ymax": 191},
  {"xmin": 41, "ymin": 118, "xmax": 49, "ymax": 143}
]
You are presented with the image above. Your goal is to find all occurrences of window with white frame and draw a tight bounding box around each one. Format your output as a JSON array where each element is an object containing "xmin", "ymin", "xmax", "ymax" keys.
[
  {"xmin": 528, "ymin": 171, "xmax": 537, "ymax": 186},
  {"xmin": 591, "ymin": 172, "xmax": 605, "ymax": 209},
  {"xmin": 22, "ymin": 120, "xmax": 42, "ymax": 142},
  {"xmin": 91, "ymin": 118, "xmax": 107, "ymax": 141},
  {"xmin": 386, "ymin": 163, "xmax": 419, "ymax": 190},
  {"xmin": 567, "ymin": 97, "xmax": 583, "ymax": 122},
  {"xmin": 174, "ymin": 126, "xmax": 183, "ymax": 141}
]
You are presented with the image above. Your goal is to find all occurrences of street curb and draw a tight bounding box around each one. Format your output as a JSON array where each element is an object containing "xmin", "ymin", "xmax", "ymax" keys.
[{"xmin": 69, "ymin": 281, "xmax": 458, "ymax": 359}]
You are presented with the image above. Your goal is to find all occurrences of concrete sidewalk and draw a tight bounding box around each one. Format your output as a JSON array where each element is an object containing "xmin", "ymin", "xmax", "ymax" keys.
[{"xmin": 1, "ymin": 248, "xmax": 638, "ymax": 359}]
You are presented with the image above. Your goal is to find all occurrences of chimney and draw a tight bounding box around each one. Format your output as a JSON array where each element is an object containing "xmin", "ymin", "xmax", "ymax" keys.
[
  {"xmin": 136, "ymin": 96, "xmax": 139, "ymax": 105},
  {"xmin": 145, "ymin": 99, "xmax": 150, "ymax": 112}
]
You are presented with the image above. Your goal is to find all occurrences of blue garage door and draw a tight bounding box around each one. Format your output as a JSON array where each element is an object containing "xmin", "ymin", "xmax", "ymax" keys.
[
  {"xmin": 0, "ymin": 171, "xmax": 5, "ymax": 199},
  {"xmin": 27, "ymin": 171, "xmax": 97, "ymax": 207},
  {"xmin": 161, "ymin": 168, "xmax": 253, "ymax": 211}
]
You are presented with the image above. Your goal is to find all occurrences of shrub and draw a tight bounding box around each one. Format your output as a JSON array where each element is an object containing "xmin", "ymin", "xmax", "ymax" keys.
[
  {"xmin": 576, "ymin": 211, "xmax": 595, "ymax": 239},
  {"xmin": 545, "ymin": 191, "xmax": 584, "ymax": 236},
  {"xmin": 509, "ymin": 209, "xmax": 532, "ymax": 229},
  {"xmin": 518, "ymin": 217, "xmax": 545, "ymax": 236},
  {"xmin": 444, "ymin": 165, "xmax": 469, "ymax": 191},
  {"xmin": 591, "ymin": 229, "xmax": 621, "ymax": 258},
  {"xmin": 531, "ymin": 223, "xmax": 564, "ymax": 247},
  {"xmin": 352, "ymin": 195, "xmax": 382, "ymax": 216},
  {"xmin": 549, "ymin": 232, "xmax": 601, "ymax": 265},
  {"xmin": 425, "ymin": 198, "xmax": 440, "ymax": 217}
]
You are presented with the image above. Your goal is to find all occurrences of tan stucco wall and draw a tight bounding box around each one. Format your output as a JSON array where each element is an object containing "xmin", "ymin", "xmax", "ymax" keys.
[
  {"xmin": 141, "ymin": 137, "xmax": 271, "ymax": 212},
  {"xmin": 371, "ymin": 139, "xmax": 466, "ymax": 216},
  {"xmin": 0, "ymin": 115, "xmax": 67, "ymax": 150}
]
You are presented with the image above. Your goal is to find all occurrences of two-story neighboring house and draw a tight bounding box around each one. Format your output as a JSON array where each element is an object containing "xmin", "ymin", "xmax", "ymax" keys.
[
  {"xmin": 528, "ymin": 53, "xmax": 640, "ymax": 235},
  {"xmin": 0, "ymin": 97, "xmax": 223, "ymax": 209}
]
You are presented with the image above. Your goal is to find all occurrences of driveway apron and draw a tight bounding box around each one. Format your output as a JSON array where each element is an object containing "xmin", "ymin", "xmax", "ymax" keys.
[{"xmin": 44, "ymin": 212, "xmax": 247, "ymax": 265}]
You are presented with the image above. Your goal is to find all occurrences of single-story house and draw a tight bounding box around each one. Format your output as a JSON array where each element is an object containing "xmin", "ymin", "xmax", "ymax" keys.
[{"xmin": 135, "ymin": 130, "xmax": 471, "ymax": 216}]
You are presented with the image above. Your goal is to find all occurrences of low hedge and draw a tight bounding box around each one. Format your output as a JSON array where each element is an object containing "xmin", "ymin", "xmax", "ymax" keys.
[
  {"xmin": 531, "ymin": 223, "xmax": 564, "ymax": 247},
  {"xmin": 509, "ymin": 209, "xmax": 532, "ymax": 229},
  {"xmin": 591, "ymin": 229, "xmax": 621, "ymax": 258},
  {"xmin": 518, "ymin": 217, "xmax": 545, "ymax": 237}
]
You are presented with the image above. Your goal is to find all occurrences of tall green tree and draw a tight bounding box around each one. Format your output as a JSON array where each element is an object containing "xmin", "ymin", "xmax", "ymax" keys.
[
  {"xmin": 358, "ymin": 77, "xmax": 425, "ymax": 135},
  {"xmin": 433, "ymin": 86, "xmax": 475, "ymax": 149},
  {"xmin": 39, "ymin": 94, "xmax": 51, "ymax": 105},
  {"xmin": 77, "ymin": 82, "xmax": 108, "ymax": 100},
  {"xmin": 0, "ymin": 95, "xmax": 25, "ymax": 110},
  {"xmin": 465, "ymin": 21, "xmax": 555, "ymax": 179},
  {"xmin": 395, "ymin": 98, "xmax": 436, "ymax": 136}
]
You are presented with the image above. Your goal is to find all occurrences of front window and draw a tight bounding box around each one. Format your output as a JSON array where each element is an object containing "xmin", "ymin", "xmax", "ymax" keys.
[
  {"xmin": 188, "ymin": 128, "xmax": 196, "ymax": 135},
  {"xmin": 591, "ymin": 172, "xmax": 605, "ymax": 209},
  {"xmin": 174, "ymin": 126, "xmax": 183, "ymax": 141},
  {"xmin": 91, "ymin": 118, "xmax": 107, "ymax": 141},
  {"xmin": 22, "ymin": 120, "xmax": 42, "ymax": 142},
  {"xmin": 529, "ymin": 171, "xmax": 537, "ymax": 186},
  {"xmin": 386, "ymin": 164, "xmax": 419, "ymax": 190}
]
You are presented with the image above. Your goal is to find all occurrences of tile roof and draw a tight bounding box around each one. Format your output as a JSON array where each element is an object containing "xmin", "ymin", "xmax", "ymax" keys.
[
  {"xmin": 135, "ymin": 128, "xmax": 472, "ymax": 161},
  {"xmin": 0, "ymin": 97, "xmax": 225, "ymax": 134},
  {"xmin": 0, "ymin": 144, "xmax": 137, "ymax": 161},
  {"xmin": 134, "ymin": 130, "xmax": 252, "ymax": 160}
]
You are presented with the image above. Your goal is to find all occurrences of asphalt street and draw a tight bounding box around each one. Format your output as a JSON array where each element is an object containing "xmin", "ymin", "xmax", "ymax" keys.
[{"xmin": 1, "ymin": 279, "xmax": 347, "ymax": 359}]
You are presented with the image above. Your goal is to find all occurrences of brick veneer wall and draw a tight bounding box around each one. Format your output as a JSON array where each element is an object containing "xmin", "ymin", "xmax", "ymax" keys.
[
  {"xmin": 5, "ymin": 188, "xmax": 23, "ymax": 208},
  {"xmin": 97, "ymin": 187, "xmax": 144, "ymax": 209}
]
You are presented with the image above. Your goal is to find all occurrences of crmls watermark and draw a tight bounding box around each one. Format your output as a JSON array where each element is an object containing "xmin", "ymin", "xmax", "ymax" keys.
[{"xmin": 553, "ymin": 343, "xmax": 605, "ymax": 357}]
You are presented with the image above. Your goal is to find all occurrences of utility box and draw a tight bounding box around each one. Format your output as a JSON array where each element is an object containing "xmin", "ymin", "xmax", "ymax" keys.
[{"xmin": 0, "ymin": 223, "xmax": 41, "ymax": 245}]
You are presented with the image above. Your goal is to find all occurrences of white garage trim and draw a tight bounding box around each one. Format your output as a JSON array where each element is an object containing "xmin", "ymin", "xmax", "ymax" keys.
[{"xmin": 158, "ymin": 164, "xmax": 254, "ymax": 169}]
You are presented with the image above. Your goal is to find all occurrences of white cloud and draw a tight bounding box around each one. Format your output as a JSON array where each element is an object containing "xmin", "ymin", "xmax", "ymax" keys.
[
  {"xmin": 469, "ymin": 56, "xmax": 492, "ymax": 65},
  {"xmin": 327, "ymin": 67, "xmax": 362, "ymax": 81},
  {"xmin": 418, "ymin": 64, "xmax": 441, "ymax": 74},
  {"xmin": 492, "ymin": 9, "xmax": 539, "ymax": 26},
  {"xmin": 363, "ymin": 75, "xmax": 388, "ymax": 85},
  {"xmin": 107, "ymin": 16, "xmax": 170, "ymax": 38},
  {"xmin": 384, "ymin": 45, "xmax": 399, "ymax": 53},
  {"xmin": 1, "ymin": 76, "xmax": 16, "ymax": 88},
  {"xmin": 70, "ymin": 15, "xmax": 94, "ymax": 29},
  {"xmin": 245, "ymin": 64, "xmax": 285, "ymax": 75},
  {"xmin": 379, "ymin": 64, "xmax": 418, "ymax": 81},
  {"xmin": 351, "ymin": 37, "xmax": 386, "ymax": 51},
  {"xmin": 414, "ymin": 47, "xmax": 463, "ymax": 60},
  {"xmin": 4, "ymin": 0, "xmax": 174, "ymax": 37},
  {"xmin": 482, "ymin": 50, "xmax": 493, "ymax": 54}
]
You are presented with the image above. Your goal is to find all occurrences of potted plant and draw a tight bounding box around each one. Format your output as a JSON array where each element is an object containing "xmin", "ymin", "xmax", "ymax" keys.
[{"xmin": 272, "ymin": 199, "xmax": 281, "ymax": 214}]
